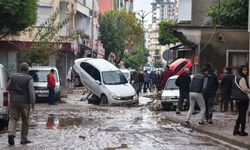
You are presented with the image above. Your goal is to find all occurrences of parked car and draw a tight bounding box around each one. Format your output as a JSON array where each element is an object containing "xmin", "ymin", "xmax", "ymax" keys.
[
  {"xmin": 73, "ymin": 58, "xmax": 138, "ymax": 106},
  {"xmin": 161, "ymin": 75, "xmax": 193, "ymax": 111},
  {"xmin": 29, "ymin": 66, "xmax": 61, "ymax": 102},
  {"xmin": 169, "ymin": 58, "xmax": 192, "ymax": 75},
  {"xmin": 0, "ymin": 64, "xmax": 9, "ymax": 130}
]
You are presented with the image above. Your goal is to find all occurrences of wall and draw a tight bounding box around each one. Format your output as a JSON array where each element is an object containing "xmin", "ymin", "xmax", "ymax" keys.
[
  {"xmin": 99, "ymin": 0, "xmax": 113, "ymax": 13},
  {"xmin": 191, "ymin": 0, "xmax": 216, "ymax": 26},
  {"xmin": 200, "ymin": 29, "xmax": 249, "ymax": 73}
]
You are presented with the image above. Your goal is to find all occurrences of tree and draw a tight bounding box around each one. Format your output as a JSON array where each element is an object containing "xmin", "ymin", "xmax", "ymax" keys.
[
  {"xmin": 98, "ymin": 10, "xmax": 143, "ymax": 66},
  {"xmin": 123, "ymin": 44, "xmax": 147, "ymax": 69},
  {"xmin": 158, "ymin": 19, "xmax": 179, "ymax": 46},
  {"xmin": 17, "ymin": 6, "xmax": 71, "ymax": 65},
  {"xmin": 208, "ymin": 0, "xmax": 248, "ymax": 26},
  {"xmin": 0, "ymin": 0, "xmax": 37, "ymax": 39},
  {"xmin": 153, "ymin": 49, "xmax": 163, "ymax": 68}
]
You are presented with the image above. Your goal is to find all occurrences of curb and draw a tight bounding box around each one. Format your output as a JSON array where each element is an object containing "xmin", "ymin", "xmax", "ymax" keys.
[{"xmin": 164, "ymin": 116, "xmax": 250, "ymax": 149}]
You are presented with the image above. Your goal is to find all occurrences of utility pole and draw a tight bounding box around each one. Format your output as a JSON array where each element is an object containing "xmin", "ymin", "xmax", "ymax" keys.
[
  {"xmin": 91, "ymin": 0, "xmax": 94, "ymax": 58},
  {"xmin": 218, "ymin": 0, "xmax": 221, "ymax": 25}
]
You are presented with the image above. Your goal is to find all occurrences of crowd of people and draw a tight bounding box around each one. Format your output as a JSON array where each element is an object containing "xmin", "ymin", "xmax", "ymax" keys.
[{"xmin": 132, "ymin": 63, "xmax": 250, "ymax": 137}]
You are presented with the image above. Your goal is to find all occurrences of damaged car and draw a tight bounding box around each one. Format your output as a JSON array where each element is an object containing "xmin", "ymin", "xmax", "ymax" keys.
[{"xmin": 73, "ymin": 58, "xmax": 139, "ymax": 106}]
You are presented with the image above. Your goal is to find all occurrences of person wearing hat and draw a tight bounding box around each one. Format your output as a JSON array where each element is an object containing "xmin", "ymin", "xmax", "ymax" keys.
[{"xmin": 7, "ymin": 62, "xmax": 35, "ymax": 145}]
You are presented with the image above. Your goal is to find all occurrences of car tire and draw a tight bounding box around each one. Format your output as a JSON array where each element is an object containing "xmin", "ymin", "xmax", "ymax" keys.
[
  {"xmin": 88, "ymin": 94, "xmax": 101, "ymax": 105},
  {"xmin": 100, "ymin": 94, "xmax": 108, "ymax": 105}
]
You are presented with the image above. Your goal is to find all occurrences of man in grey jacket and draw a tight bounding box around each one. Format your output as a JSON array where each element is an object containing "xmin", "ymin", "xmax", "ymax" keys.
[{"xmin": 7, "ymin": 62, "xmax": 35, "ymax": 145}]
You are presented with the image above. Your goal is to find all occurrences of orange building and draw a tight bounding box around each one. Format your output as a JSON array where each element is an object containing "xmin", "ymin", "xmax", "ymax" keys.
[{"xmin": 98, "ymin": 0, "xmax": 113, "ymax": 13}]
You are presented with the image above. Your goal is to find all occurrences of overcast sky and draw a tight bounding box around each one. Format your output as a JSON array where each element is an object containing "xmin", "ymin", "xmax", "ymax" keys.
[{"xmin": 133, "ymin": 0, "xmax": 152, "ymax": 28}]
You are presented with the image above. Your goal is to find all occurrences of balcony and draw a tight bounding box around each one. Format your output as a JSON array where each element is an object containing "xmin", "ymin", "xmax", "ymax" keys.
[{"xmin": 75, "ymin": 1, "xmax": 90, "ymax": 17}]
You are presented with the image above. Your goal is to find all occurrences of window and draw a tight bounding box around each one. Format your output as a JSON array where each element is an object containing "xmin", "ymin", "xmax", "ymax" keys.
[
  {"xmin": 80, "ymin": 62, "xmax": 101, "ymax": 82},
  {"xmin": 173, "ymin": 62, "xmax": 188, "ymax": 75},
  {"xmin": 29, "ymin": 70, "xmax": 58, "ymax": 82},
  {"xmin": 36, "ymin": 6, "xmax": 52, "ymax": 26},
  {"xmin": 164, "ymin": 79, "xmax": 178, "ymax": 90},
  {"xmin": 102, "ymin": 71, "xmax": 127, "ymax": 85}
]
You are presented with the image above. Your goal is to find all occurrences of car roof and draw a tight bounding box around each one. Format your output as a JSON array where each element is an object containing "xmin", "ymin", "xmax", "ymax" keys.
[
  {"xmin": 75, "ymin": 58, "xmax": 119, "ymax": 72},
  {"xmin": 29, "ymin": 66, "xmax": 58, "ymax": 71}
]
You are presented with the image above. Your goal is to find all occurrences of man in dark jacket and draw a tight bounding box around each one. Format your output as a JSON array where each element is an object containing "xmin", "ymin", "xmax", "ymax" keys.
[
  {"xmin": 220, "ymin": 67, "xmax": 234, "ymax": 112},
  {"xmin": 202, "ymin": 63, "xmax": 218, "ymax": 124},
  {"xmin": 175, "ymin": 68, "xmax": 191, "ymax": 114},
  {"xmin": 7, "ymin": 62, "xmax": 35, "ymax": 145}
]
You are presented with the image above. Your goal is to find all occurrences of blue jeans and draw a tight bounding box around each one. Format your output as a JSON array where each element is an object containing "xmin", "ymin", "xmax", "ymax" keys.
[{"xmin": 48, "ymin": 88, "xmax": 56, "ymax": 104}]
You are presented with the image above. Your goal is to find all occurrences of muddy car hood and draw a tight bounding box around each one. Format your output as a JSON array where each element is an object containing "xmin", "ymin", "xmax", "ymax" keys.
[
  {"xmin": 105, "ymin": 84, "xmax": 136, "ymax": 97},
  {"xmin": 161, "ymin": 89, "xmax": 179, "ymax": 98}
]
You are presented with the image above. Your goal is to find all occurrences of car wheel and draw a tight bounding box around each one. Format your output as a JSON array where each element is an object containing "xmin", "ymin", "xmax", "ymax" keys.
[
  {"xmin": 100, "ymin": 94, "xmax": 108, "ymax": 105},
  {"xmin": 88, "ymin": 94, "xmax": 101, "ymax": 105}
]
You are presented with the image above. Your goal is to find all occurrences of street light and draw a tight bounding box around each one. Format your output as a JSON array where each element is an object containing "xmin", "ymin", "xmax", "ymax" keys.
[{"xmin": 135, "ymin": 10, "xmax": 152, "ymax": 51}]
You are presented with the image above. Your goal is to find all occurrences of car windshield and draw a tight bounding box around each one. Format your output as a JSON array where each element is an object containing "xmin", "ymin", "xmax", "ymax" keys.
[
  {"xmin": 164, "ymin": 79, "xmax": 178, "ymax": 90},
  {"xmin": 102, "ymin": 70, "xmax": 128, "ymax": 85},
  {"xmin": 29, "ymin": 70, "xmax": 58, "ymax": 82}
]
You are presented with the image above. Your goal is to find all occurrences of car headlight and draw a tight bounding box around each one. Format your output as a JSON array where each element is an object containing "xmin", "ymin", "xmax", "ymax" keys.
[
  {"xmin": 133, "ymin": 95, "xmax": 138, "ymax": 101},
  {"xmin": 111, "ymin": 93, "xmax": 121, "ymax": 100}
]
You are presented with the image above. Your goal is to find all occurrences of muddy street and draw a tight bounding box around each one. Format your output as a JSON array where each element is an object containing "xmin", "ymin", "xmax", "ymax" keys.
[{"xmin": 0, "ymin": 92, "xmax": 244, "ymax": 150}]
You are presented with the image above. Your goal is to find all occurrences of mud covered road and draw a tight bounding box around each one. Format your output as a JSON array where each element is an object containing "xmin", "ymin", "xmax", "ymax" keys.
[{"xmin": 0, "ymin": 92, "xmax": 245, "ymax": 150}]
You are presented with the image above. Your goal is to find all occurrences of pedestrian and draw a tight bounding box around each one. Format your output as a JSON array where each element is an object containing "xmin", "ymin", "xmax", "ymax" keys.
[
  {"xmin": 143, "ymin": 70, "xmax": 151, "ymax": 93},
  {"xmin": 7, "ymin": 62, "xmax": 35, "ymax": 145},
  {"xmin": 184, "ymin": 69, "xmax": 207, "ymax": 126},
  {"xmin": 202, "ymin": 63, "xmax": 218, "ymax": 124},
  {"xmin": 175, "ymin": 68, "xmax": 191, "ymax": 114},
  {"xmin": 47, "ymin": 69, "xmax": 56, "ymax": 105},
  {"xmin": 231, "ymin": 65, "xmax": 250, "ymax": 136},
  {"xmin": 131, "ymin": 70, "xmax": 140, "ymax": 95},
  {"xmin": 218, "ymin": 67, "xmax": 226, "ymax": 111},
  {"xmin": 220, "ymin": 67, "xmax": 234, "ymax": 112},
  {"xmin": 159, "ymin": 65, "xmax": 173, "ymax": 90},
  {"xmin": 67, "ymin": 67, "xmax": 75, "ymax": 93},
  {"xmin": 138, "ymin": 70, "xmax": 144, "ymax": 93}
]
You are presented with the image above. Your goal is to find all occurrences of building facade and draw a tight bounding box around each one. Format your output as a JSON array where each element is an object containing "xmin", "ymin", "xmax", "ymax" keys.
[{"xmin": 146, "ymin": 0, "xmax": 178, "ymax": 65}]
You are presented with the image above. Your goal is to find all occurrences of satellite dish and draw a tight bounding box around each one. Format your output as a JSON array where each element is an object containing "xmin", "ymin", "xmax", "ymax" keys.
[{"xmin": 162, "ymin": 49, "xmax": 173, "ymax": 61}]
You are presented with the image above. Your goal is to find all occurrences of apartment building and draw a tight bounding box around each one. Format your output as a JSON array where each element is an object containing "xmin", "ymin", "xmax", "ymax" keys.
[
  {"xmin": 99, "ymin": 0, "xmax": 133, "ymax": 13},
  {"xmin": 146, "ymin": 0, "xmax": 178, "ymax": 65}
]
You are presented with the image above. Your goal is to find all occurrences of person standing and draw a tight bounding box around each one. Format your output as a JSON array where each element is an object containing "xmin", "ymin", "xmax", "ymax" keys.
[
  {"xmin": 175, "ymin": 68, "xmax": 191, "ymax": 114},
  {"xmin": 202, "ymin": 63, "xmax": 218, "ymax": 124},
  {"xmin": 47, "ymin": 69, "xmax": 56, "ymax": 105},
  {"xmin": 131, "ymin": 70, "xmax": 140, "ymax": 95},
  {"xmin": 231, "ymin": 65, "xmax": 250, "ymax": 136},
  {"xmin": 220, "ymin": 67, "xmax": 234, "ymax": 112},
  {"xmin": 159, "ymin": 65, "xmax": 173, "ymax": 90},
  {"xmin": 138, "ymin": 70, "xmax": 144, "ymax": 93},
  {"xmin": 185, "ymin": 70, "xmax": 207, "ymax": 126},
  {"xmin": 143, "ymin": 70, "xmax": 151, "ymax": 93},
  {"xmin": 7, "ymin": 62, "xmax": 35, "ymax": 145}
]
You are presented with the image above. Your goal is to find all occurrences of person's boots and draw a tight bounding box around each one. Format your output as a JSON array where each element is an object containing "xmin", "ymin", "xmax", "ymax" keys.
[
  {"xmin": 233, "ymin": 129, "xmax": 240, "ymax": 135},
  {"xmin": 240, "ymin": 130, "xmax": 248, "ymax": 136},
  {"xmin": 8, "ymin": 135, "xmax": 15, "ymax": 145}
]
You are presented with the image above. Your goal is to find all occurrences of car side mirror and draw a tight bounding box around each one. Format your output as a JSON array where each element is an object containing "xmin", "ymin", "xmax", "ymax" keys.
[{"xmin": 95, "ymin": 80, "xmax": 101, "ymax": 85}]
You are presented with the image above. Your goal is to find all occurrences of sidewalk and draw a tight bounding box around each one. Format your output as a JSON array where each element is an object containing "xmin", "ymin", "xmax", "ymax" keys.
[{"xmin": 161, "ymin": 110, "xmax": 250, "ymax": 149}]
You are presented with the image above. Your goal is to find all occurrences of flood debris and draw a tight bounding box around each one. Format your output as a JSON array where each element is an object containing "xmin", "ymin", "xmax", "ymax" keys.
[{"xmin": 104, "ymin": 144, "xmax": 128, "ymax": 150}]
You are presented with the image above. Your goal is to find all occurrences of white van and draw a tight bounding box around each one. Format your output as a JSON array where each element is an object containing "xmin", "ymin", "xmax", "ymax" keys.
[
  {"xmin": 0, "ymin": 64, "xmax": 9, "ymax": 130},
  {"xmin": 29, "ymin": 66, "xmax": 61, "ymax": 102},
  {"xmin": 73, "ymin": 58, "xmax": 138, "ymax": 106}
]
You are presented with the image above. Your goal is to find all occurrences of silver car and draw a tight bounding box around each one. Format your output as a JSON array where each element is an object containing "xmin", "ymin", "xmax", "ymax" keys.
[
  {"xmin": 29, "ymin": 66, "xmax": 61, "ymax": 102},
  {"xmin": 73, "ymin": 58, "xmax": 138, "ymax": 106}
]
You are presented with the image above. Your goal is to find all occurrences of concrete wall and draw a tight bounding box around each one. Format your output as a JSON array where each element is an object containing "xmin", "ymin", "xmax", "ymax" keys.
[
  {"xmin": 191, "ymin": 0, "xmax": 216, "ymax": 26},
  {"xmin": 200, "ymin": 29, "xmax": 249, "ymax": 73}
]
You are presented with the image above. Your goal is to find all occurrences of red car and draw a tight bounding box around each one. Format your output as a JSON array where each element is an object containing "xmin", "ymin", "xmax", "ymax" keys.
[{"xmin": 169, "ymin": 58, "xmax": 192, "ymax": 75}]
